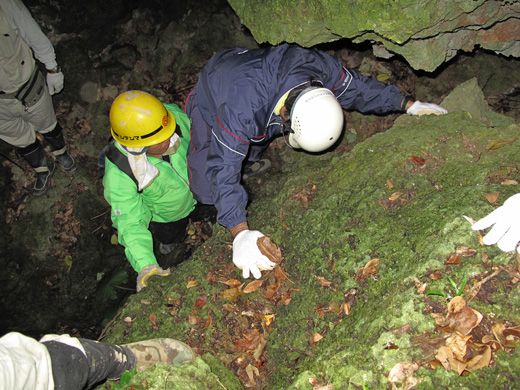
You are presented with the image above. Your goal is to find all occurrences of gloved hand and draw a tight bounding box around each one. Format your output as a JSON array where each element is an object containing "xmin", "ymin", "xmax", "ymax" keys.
[
  {"xmin": 233, "ymin": 230, "xmax": 276, "ymax": 279},
  {"xmin": 136, "ymin": 264, "xmax": 170, "ymax": 292},
  {"xmin": 46, "ymin": 71, "xmax": 64, "ymax": 95},
  {"xmin": 471, "ymin": 193, "xmax": 520, "ymax": 253},
  {"xmin": 407, "ymin": 100, "xmax": 447, "ymax": 116}
]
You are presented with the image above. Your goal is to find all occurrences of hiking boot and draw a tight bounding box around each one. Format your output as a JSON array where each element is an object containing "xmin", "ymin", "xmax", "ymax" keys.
[
  {"xmin": 17, "ymin": 140, "xmax": 56, "ymax": 195},
  {"xmin": 242, "ymin": 158, "xmax": 272, "ymax": 180},
  {"xmin": 55, "ymin": 152, "xmax": 78, "ymax": 172},
  {"xmin": 33, "ymin": 160, "xmax": 55, "ymax": 196},
  {"xmin": 159, "ymin": 242, "xmax": 179, "ymax": 255},
  {"xmin": 123, "ymin": 338, "xmax": 195, "ymax": 370}
]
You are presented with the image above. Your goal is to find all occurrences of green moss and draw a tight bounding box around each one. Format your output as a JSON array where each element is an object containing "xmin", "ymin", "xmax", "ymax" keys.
[{"xmin": 101, "ymin": 81, "xmax": 520, "ymax": 389}]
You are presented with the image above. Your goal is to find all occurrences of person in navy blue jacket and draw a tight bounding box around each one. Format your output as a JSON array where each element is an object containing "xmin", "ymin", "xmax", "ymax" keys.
[{"xmin": 185, "ymin": 43, "xmax": 447, "ymax": 279}]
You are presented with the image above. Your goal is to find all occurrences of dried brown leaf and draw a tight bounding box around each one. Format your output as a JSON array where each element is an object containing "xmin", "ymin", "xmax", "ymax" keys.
[
  {"xmin": 387, "ymin": 179, "xmax": 394, "ymax": 189},
  {"xmin": 388, "ymin": 362, "xmax": 419, "ymax": 383},
  {"xmin": 188, "ymin": 314, "xmax": 198, "ymax": 325},
  {"xmin": 444, "ymin": 254, "xmax": 461, "ymax": 265},
  {"xmin": 410, "ymin": 156, "xmax": 425, "ymax": 165},
  {"xmin": 465, "ymin": 345, "xmax": 491, "ymax": 371},
  {"xmin": 245, "ymin": 364, "xmax": 259, "ymax": 386},
  {"xmin": 311, "ymin": 333, "xmax": 323, "ymax": 343},
  {"xmin": 221, "ymin": 287, "xmax": 243, "ymax": 303},
  {"xmin": 355, "ymin": 258, "xmax": 380, "ymax": 281},
  {"xmin": 436, "ymin": 345, "xmax": 454, "ymax": 371},
  {"xmin": 484, "ymin": 192, "xmax": 499, "ymax": 203},
  {"xmin": 257, "ymin": 236, "xmax": 283, "ymax": 264},
  {"xmin": 503, "ymin": 325, "xmax": 520, "ymax": 338},
  {"xmin": 274, "ymin": 265, "xmax": 288, "ymax": 281},
  {"xmin": 485, "ymin": 137, "xmax": 517, "ymax": 151},
  {"xmin": 204, "ymin": 315, "xmax": 212, "ymax": 329},
  {"xmin": 263, "ymin": 282, "xmax": 280, "ymax": 300},
  {"xmin": 223, "ymin": 279, "xmax": 242, "ymax": 287},
  {"xmin": 148, "ymin": 313, "xmax": 157, "ymax": 329},
  {"xmin": 243, "ymin": 279, "xmax": 263, "ymax": 294},
  {"xmin": 236, "ymin": 329, "xmax": 263, "ymax": 351},
  {"xmin": 451, "ymin": 307, "xmax": 483, "ymax": 335},
  {"xmin": 315, "ymin": 276, "xmax": 332, "ymax": 287},
  {"xmin": 389, "ymin": 191, "xmax": 403, "ymax": 202},
  {"xmin": 328, "ymin": 300, "xmax": 342, "ymax": 314},
  {"xmin": 186, "ymin": 280, "xmax": 199, "ymax": 289},
  {"xmin": 455, "ymin": 246, "xmax": 477, "ymax": 257},
  {"xmin": 195, "ymin": 294, "xmax": 207, "ymax": 308},
  {"xmin": 448, "ymin": 296, "xmax": 467, "ymax": 314},
  {"xmin": 446, "ymin": 332, "xmax": 471, "ymax": 361}
]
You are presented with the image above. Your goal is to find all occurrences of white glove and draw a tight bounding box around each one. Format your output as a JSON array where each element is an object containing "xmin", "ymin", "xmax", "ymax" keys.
[
  {"xmin": 232, "ymin": 230, "xmax": 276, "ymax": 279},
  {"xmin": 46, "ymin": 71, "xmax": 64, "ymax": 95},
  {"xmin": 471, "ymin": 193, "xmax": 520, "ymax": 253},
  {"xmin": 136, "ymin": 264, "xmax": 170, "ymax": 292},
  {"xmin": 406, "ymin": 100, "xmax": 447, "ymax": 116}
]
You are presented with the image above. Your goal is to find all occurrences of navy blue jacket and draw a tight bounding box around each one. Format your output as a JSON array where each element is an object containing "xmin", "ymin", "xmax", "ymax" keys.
[{"xmin": 187, "ymin": 44, "xmax": 404, "ymax": 229}]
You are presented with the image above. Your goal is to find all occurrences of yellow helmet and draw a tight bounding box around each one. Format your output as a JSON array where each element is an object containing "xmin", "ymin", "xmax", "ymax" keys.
[{"xmin": 110, "ymin": 90, "xmax": 176, "ymax": 148}]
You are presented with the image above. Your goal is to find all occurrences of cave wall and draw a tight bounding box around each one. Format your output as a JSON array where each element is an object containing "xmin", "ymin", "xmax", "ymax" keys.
[{"xmin": 227, "ymin": 0, "xmax": 520, "ymax": 71}]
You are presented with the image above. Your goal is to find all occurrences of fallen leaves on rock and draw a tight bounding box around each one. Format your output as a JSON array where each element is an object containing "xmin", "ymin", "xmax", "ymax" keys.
[
  {"xmin": 355, "ymin": 258, "xmax": 380, "ymax": 282},
  {"xmin": 167, "ymin": 236, "xmax": 294, "ymax": 388}
]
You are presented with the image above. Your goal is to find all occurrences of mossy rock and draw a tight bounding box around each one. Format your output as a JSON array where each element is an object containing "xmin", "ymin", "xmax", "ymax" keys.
[{"xmin": 101, "ymin": 82, "xmax": 520, "ymax": 389}]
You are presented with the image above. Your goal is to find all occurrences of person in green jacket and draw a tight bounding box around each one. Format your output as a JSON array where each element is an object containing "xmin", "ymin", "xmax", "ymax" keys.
[{"xmin": 103, "ymin": 90, "xmax": 211, "ymax": 291}]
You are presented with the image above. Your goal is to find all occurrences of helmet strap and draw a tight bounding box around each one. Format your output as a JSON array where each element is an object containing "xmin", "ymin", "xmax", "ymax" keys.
[
  {"xmin": 121, "ymin": 145, "xmax": 150, "ymax": 155},
  {"xmin": 281, "ymin": 123, "xmax": 295, "ymax": 149}
]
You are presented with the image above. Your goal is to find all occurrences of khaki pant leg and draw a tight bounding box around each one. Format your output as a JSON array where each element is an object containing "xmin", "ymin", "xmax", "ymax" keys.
[{"xmin": 0, "ymin": 88, "xmax": 57, "ymax": 148}]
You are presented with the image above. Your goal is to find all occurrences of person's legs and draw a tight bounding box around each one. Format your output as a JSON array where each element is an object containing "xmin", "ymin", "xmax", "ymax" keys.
[
  {"xmin": 43, "ymin": 336, "xmax": 194, "ymax": 390},
  {"xmin": 242, "ymin": 143, "xmax": 272, "ymax": 179},
  {"xmin": 189, "ymin": 203, "xmax": 218, "ymax": 225},
  {"xmin": 78, "ymin": 339, "xmax": 136, "ymax": 388},
  {"xmin": 149, "ymin": 217, "xmax": 189, "ymax": 254},
  {"xmin": 16, "ymin": 139, "xmax": 55, "ymax": 195},
  {"xmin": 42, "ymin": 340, "xmax": 89, "ymax": 390},
  {"xmin": 41, "ymin": 122, "xmax": 77, "ymax": 172},
  {"xmin": 43, "ymin": 338, "xmax": 135, "ymax": 390}
]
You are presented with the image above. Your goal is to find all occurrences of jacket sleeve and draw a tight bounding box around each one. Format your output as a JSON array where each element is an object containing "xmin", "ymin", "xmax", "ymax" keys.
[
  {"xmin": 1, "ymin": 0, "xmax": 58, "ymax": 70},
  {"xmin": 281, "ymin": 45, "xmax": 404, "ymax": 114},
  {"xmin": 331, "ymin": 66, "xmax": 404, "ymax": 114},
  {"xmin": 206, "ymin": 104, "xmax": 251, "ymax": 229},
  {"xmin": 103, "ymin": 159, "xmax": 157, "ymax": 272}
]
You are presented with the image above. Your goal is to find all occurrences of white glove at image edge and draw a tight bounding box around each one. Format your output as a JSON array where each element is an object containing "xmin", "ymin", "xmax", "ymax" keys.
[
  {"xmin": 232, "ymin": 230, "xmax": 276, "ymax": 279},
  {"xmin": 471, "ymin": 193, "xmax": 520, "ymax": 253}
]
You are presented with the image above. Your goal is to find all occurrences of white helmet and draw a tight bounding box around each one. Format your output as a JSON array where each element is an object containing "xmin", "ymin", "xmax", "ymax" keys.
[{"xmin": 287, "ymin": 87, "xmax": 344, "ymax": 152}]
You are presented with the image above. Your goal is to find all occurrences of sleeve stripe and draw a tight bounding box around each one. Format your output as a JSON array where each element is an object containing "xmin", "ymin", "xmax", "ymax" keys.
[
  {"xmin": 211, "ymin": 129, "xmax": 247, "ymax": 157},
  {"xmin": 331, "ymin": 66, "xmax": 353, "ymax": 98}
]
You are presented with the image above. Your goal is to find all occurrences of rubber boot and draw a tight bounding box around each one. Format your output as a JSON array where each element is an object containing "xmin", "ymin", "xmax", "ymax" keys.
[
  {"xmin": 43, "ymin": 338, "xmax": 136, "ymax": 390},
  {"xmin": 43, "ymin": 123, "xmax": 77, "ymax": 172},
  {"xmin": 17, "ymin": 140, "xmax": 55, "ymax": 196}
]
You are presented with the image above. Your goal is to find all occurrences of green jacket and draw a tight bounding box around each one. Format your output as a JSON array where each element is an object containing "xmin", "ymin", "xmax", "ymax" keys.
[{"xmin": 103, "ymin": 103, "xmax": 195, "ymax": 272}]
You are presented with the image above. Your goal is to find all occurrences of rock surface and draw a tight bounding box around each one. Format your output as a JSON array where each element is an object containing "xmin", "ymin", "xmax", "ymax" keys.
[{"xmin": 227, "ymin": 0, "xmax": 520, "ymax": 71}]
